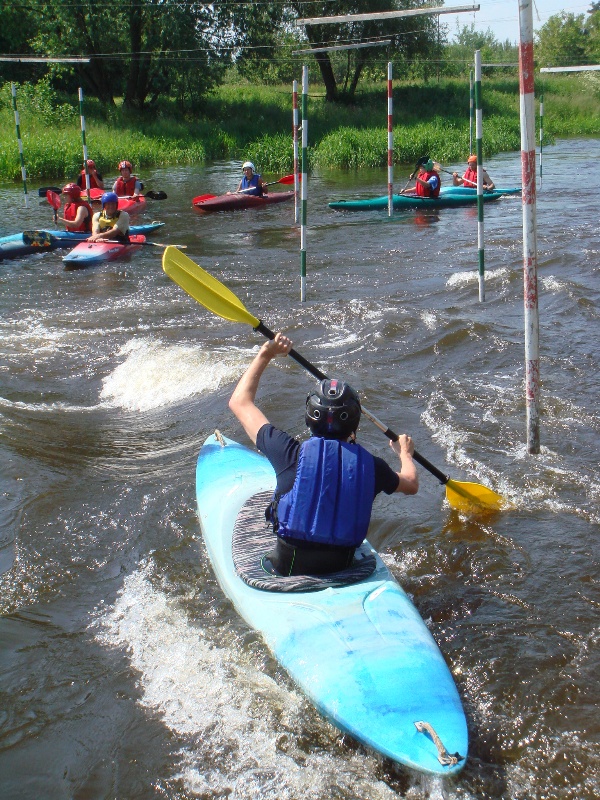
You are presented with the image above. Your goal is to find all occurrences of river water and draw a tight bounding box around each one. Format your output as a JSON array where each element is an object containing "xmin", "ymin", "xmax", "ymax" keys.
[{"xmin": 0, "ymin": 139, "xmax": 598, "ymax": 799}]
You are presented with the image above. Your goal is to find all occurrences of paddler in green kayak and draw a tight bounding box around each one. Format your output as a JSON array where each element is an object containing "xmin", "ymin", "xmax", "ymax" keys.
[
  {"xmin": 453, "ymin": 154, "xmax": 495, "ymax": 190},
  {"xmin": 229, "ymin": 332, "xmax": 419, "ymax": 577},
  {"xmin": 88, "ymin": 191, "xmax": 130, "ymax": 242}
]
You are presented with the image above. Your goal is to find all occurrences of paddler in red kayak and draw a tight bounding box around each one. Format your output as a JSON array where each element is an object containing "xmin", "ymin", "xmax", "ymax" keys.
[
  {"xmin": 60, "ymin": 183, "xmax": 93, "ymax": 233},
  {"xmin": 400, "ymin": 159, "xmax": 441, "ymax": 197},
  {"xmin": 228, "ymin": 332, "xmax": 419, "ymax": 577},
  {"xmin": 233, "ymin": 161, "xmax": 268, "ymax": 196},
  {"xmin": 88, "ymin": 191, "xmax": 130, "ymax": 242},
  {"xmin": 76, "ymin": 159, "xmax": 104, "ymax": 191},
  {"xmin": 453, "ymin": 154, "xmax": 495, "ymax": 190},
  {"xmin": 112, "ymin": 160, "xmax": 143, "ymax": 197}
]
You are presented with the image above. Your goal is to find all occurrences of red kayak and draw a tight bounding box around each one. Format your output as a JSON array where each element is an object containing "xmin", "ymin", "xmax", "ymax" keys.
[
  {"xmin": 88, "ymin": 189, "xmax": 147, "ymax": 216},
  {"xmin": 62, "ymin": 235, "xmax": 146, "ymax": 268},
  {"xmin": 193, "ymin": 190, "xmax": 294, "ymax": 213}
]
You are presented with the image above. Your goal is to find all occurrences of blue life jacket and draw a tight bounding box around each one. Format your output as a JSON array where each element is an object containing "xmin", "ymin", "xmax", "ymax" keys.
[
  {"xmin": 269, "ymin": 437, "xmax": 376, "ymax": 547},
  {"xmin": 240, "ymin": 173, "xmax": 262, "ymax": 196}
]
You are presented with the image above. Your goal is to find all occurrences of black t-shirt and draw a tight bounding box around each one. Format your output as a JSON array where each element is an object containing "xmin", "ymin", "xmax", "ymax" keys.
[{"xmin": 256, "ymin": 424, "xmax": 400, "ymax": 497}]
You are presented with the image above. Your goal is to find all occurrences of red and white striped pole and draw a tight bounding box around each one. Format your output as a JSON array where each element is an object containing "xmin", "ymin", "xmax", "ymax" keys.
[
  {"xmin": 292, "ymin": 80, "xmax": 299, "ymax": 224},
  {"xmin": 387, "ymin": 62, "xmax": 393, "ymax": 217},
  {"xmin": 519, "ymin": 0, "xmax": 540, "ymax": 454}
]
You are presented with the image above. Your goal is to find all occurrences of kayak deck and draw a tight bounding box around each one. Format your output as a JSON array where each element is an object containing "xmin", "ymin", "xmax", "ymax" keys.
[
  {"xmin": 193, "ymin": 190, "xmax": 294, "ymax": 213},
  {"xmin": 62, "ymin": 234, "xmax": 146, "ymax": 267},
  {"xmin": 196, "ymin": 433, "xmax": 468, "ymax": 775}
]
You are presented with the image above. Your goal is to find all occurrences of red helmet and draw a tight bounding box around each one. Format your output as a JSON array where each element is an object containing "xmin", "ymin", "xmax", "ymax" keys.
[
  {"xmin": 118, "ymin": 160, "xmax": 132, "ymax": 171},
  {"xmin": 86, "ymin": 159, "xmax": 96, "ymax": 168},
  {"xmin": 62, "ymin": 183, "xmax": 81, "ymax": 198}
]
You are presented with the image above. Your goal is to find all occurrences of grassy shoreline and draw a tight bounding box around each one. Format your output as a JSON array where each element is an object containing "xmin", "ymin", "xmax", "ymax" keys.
[{"xmin": 1, "ymin": 76, "xmax": 599, "ymax": 183}]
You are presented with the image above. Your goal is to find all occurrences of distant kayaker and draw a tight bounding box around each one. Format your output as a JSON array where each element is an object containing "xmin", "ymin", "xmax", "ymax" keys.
[
  {"xmin": 113, "ymin": 161, "xmax": 143, "ymax": 197},
  {"xmin": 89, "ymin": 191, "xmax": 130, "ymax": 242},
  {"xmin": 76, "ymin": 159, "xmax": 104, "ymax": 191},
  {"xmin": 234, "ymin": 161, "xmax": 267, "ymax": 196},
  {"xmin": 400, "ymin": 159, "xmax": 441, "ymax": 198},
  {"xmin": 228, "ymin": 332, "xmax": 419, "ymax": 577},
  {"xmin": 453, "ymin": 155, "xmax": 495, "ymax": 190},
  {"xmin": 61, "ymin": 183, "xmax": 93, "ymax": 233}
]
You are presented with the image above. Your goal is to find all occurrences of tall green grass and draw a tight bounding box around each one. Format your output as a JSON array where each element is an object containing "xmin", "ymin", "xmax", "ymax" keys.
[{"xmin": 0, "ymin": 75, "xmax": 598, "ymax": 182}]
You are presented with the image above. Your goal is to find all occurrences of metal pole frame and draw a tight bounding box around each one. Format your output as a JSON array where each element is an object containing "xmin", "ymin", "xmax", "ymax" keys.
[
  {"xmin": 293, "ymin": 80, "xmax": 299, "ymax": 224},
  {"xmin": 11, "ymin": 83, "xmax": 29, "ymax": 208}
]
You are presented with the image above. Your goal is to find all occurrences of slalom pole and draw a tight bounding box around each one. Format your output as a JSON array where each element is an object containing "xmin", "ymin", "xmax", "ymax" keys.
[
  {"xmin": 469, "ymin": 69, "xmax": 474, "ymax": 153},
  {"xmin": 11, "ymin": 83, "xmax": 29, "ymax": 208},
  {"xmin": 474, "ymin": 50, "xmax": 485, "ymax": 303},
  {"xmin": 518, "ymin": 0, "xmax": 540, "ymax": 454},
  {"xmin": 78, "ymin": 87, "xmax": 91, "ymax": 201},
  {"xmin": 387, "ymin": 62, "xmax": 394, "ymax": 217},
  {"xmin": 300, "ymin": 66, "xmax": 308, "ymax": 303},
  {"xmin": 539, "ymin": 93, "xmax": 544, "ymax": 188},
  {"xmin": 293, "ymin": 80, "xmax": 300, "ymax": 224}
]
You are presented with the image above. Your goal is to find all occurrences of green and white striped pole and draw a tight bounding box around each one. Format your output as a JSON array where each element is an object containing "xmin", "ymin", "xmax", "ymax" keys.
[
  {"xmin": 78, "ymin": 87, "xmax": 91, "ymax": 201},
  {"xmin": 469, "ymin": 69, "xmax": 474, "ymax": 154},
  {"xmin": 539, "ymin": 93, "xmax": 544, "ymax": 188},
  {"xmin": 300, "ymin": 65, "xmax": 308, "ymax": 303},
  {"xmin": 11, "ymin": 83, "xmax": 29, "ymax": 208},
  {"xmin": 293, "ymin": 80, "xmax": 300, "ymax": 224},
  {"xmin": 474, "ymin": 51, "xmax": 485, "ymax": 302}
]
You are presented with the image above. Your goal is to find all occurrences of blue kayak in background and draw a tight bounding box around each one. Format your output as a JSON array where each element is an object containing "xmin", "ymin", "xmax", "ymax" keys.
[
  {"xmin": 196, "ymin": 432, "xmax": 468, "ymax": 776},
  {"xmin": 0, "ymin": 222, "xmax": 164, "ymax": 261}
]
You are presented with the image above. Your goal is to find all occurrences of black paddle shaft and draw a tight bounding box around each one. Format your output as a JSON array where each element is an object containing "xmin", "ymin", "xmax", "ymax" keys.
[{"xmin": 253, "ymin": 321, "xmax": 450, "ymax": 486}]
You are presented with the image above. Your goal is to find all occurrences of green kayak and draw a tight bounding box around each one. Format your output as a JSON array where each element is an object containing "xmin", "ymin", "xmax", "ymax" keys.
[{"xmin": 328, "ymin": 188, "xmax": 508, "ymax": 212}]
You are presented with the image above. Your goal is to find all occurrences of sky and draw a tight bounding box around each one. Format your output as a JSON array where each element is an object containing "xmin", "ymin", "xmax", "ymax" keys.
[{"xmin": 446, "ymin": 0, "xmax": 594, "ymax": 44}]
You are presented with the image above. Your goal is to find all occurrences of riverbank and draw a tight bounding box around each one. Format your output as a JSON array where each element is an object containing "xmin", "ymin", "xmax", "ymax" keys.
[{"xmin": 1, "ymin": 75, "xmax": 599, "ymax": 181}]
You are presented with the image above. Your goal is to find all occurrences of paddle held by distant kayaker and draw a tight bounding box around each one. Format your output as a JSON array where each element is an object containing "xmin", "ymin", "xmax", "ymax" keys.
[
  {"xmin": 113, "ymin": 160, "xmax": 143, "ymax": 197},
  {"xmin": 77, "ymin": 159, "xmax": 104, "ymax": 191},
  {"xmin": 228, "ymin": 332, "xmax": 418, "ymax": 577},
  {"xmin": 234, "ymin": 161, "xmax": 267, "ymax": 196},
  {"xmin": 400, "ymin": 159, "xmax": 441, "ymax": 197},
  {"xmin": 60, "ymin": 183, "xmax": 93, "ymax": 233},
  {"xmin": 453, "ymin": 154, "xmax": 495, "ymax": 190},
  {"xmin": 89, "ymin": 191, "xmax": 130, "ymax": 242}
]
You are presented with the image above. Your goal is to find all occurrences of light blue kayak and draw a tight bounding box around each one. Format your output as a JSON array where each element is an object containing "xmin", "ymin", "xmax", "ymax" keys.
[
  {"xmin": 196, "ymin": 432, "xmax": 468, "ymax": 775},
  {"xmin": 442, "ymin": 186, "xmax": 522, "ymax": 197},
  {"xmin": 0, "ymin": 222, "xmax": 164, "ymax": 261}
]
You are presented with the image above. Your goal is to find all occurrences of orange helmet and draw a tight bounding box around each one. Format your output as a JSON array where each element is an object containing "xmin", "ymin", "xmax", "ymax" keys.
[
  {"xmin": 467, "ymin": 154, "xmax": 477, "ymax": 164},
  {"xmin": 118, "ymin": 160, "xmax": 133, "ymax": 170},
  {"xmin": 62, "ymin": 183, "xmax": 81, "ymax": 198}
]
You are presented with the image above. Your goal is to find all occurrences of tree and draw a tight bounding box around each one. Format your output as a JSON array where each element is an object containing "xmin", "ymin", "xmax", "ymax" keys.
[{"xmin": 535, "ymin": 12, "xmax": 589, "ymax": 67}]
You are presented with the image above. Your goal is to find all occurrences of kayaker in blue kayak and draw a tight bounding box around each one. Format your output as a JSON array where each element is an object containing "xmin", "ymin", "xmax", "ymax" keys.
[
  {"xmin": 229, "ymin": 333, "xmax": 419, "ymax": 576},
  {"xmin": 400, "ymin": 159, "xmax": 441, "ymax": 198},
  {"xmin": 89, "ymin": 192, "xmax": 130, "ymax": 242},
  {"xmin": 453, "ymin": 154, "xmax": 495, "ymax": 190},
  {"xmin": 233, "ymin": 161, "xmax": 267, "ymax": 196}
]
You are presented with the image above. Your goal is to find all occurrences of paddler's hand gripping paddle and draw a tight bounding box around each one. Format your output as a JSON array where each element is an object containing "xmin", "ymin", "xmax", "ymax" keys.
[{"xmin": 162, "ymin": 247, "xmax": 506, "ymax": 513}]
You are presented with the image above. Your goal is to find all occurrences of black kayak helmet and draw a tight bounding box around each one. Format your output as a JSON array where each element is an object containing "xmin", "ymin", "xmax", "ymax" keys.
[{"xmin": 305, "ymin": 379, "xmax": 362, "ymax": 439}]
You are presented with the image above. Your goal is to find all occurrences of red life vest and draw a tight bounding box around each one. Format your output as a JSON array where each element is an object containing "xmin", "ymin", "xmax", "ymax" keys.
[
  {"xmin": 114, "ymin": 175, "xmax": 137, "ymax": 197},
  {"xmin": 415, "ymin": 170, "xmax": 441, "ymax": 198},
  {"xmin": 463, "ymin": 167, "xmax": 478, "ymax": 187},
  {"xmin": 80, "ymin": 169, "xmax": 102, "ymax": 190},
  {"xmin": 64, "ymin": 200, "xmax": 93, "ymax": 233}
]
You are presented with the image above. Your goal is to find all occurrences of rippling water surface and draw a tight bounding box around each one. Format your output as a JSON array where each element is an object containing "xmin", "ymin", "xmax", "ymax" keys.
[{"xmin": 0, "ymin": 139, "xmax": 598, "ymax": 799}]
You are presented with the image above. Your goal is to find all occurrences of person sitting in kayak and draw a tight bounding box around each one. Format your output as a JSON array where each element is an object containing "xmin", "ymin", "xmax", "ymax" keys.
[
  {"xmin": 61, "ymin": 183, "xmax": 93, "ymax": 233},
  {"xmin": 228, "ymin": 333, "xmax": 419, "ymax": 577},
  {"xmin": 453, "ymin": 154, "xmax": 495, "ymax": 191},
  {"xmin": 88, "ymin": 191, "xmax": 130, "ymax": 242},
  {"xmin": 113, "ymin": 160, "xmax": 143, "ymax": 197},
  {"xmin": 234, "ymin": 161, "xmax": 267, "ymax": 196},
  {"xmin": 401, "ymin": 159, "xmax": 441, "ymax": 198},
  {"xmin": 76, "ymin": 159, "xmax": 104, "ymax": 191}
]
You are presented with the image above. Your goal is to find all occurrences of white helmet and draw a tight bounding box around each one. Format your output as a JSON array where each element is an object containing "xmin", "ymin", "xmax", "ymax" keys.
[{"xmin": 242, "ymin": 161, "xmax": 255, "ymax": 171}]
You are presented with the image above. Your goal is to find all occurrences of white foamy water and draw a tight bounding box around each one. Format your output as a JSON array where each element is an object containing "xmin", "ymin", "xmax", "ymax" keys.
[{"xmin": 100, "ymin": 338, "xmax": 251, "ymax": 412}]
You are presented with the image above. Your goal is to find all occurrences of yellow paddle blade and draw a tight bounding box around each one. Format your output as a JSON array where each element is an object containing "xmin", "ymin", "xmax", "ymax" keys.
[
  {"xmin": 445, "ymin": 478, "xmax": 506, "ymax": 513},
  {"xmin": 162, "ymin": 246, "xmax": 260, "ymax": 327}
]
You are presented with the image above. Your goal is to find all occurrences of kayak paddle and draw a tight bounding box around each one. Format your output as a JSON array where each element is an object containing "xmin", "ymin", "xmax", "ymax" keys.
[
  {"xmin": 192, "ymin": 174, "xmax": 299, "ymax": 205},
  {"xmin": 46, "ymin": 189, "xmax": 61, "ymax": 223},
  {"xmin": 87, "ymin": 188, "xmax": 167, "ymax": 201},
  {"xmin": 161, "ymin": 247, "xmax": 506, "ymax": 513}
]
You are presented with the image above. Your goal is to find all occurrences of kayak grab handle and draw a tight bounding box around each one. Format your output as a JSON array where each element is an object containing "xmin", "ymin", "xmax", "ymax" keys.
[{"xmin": 414, "ymin": 721, "xmax": 464, "ymax": 766}]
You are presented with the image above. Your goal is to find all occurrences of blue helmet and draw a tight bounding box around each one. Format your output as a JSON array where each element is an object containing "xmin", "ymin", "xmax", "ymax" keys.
[{"xmin": 101, "ymin": 191, "xmax": 118, "ymax": 207}]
